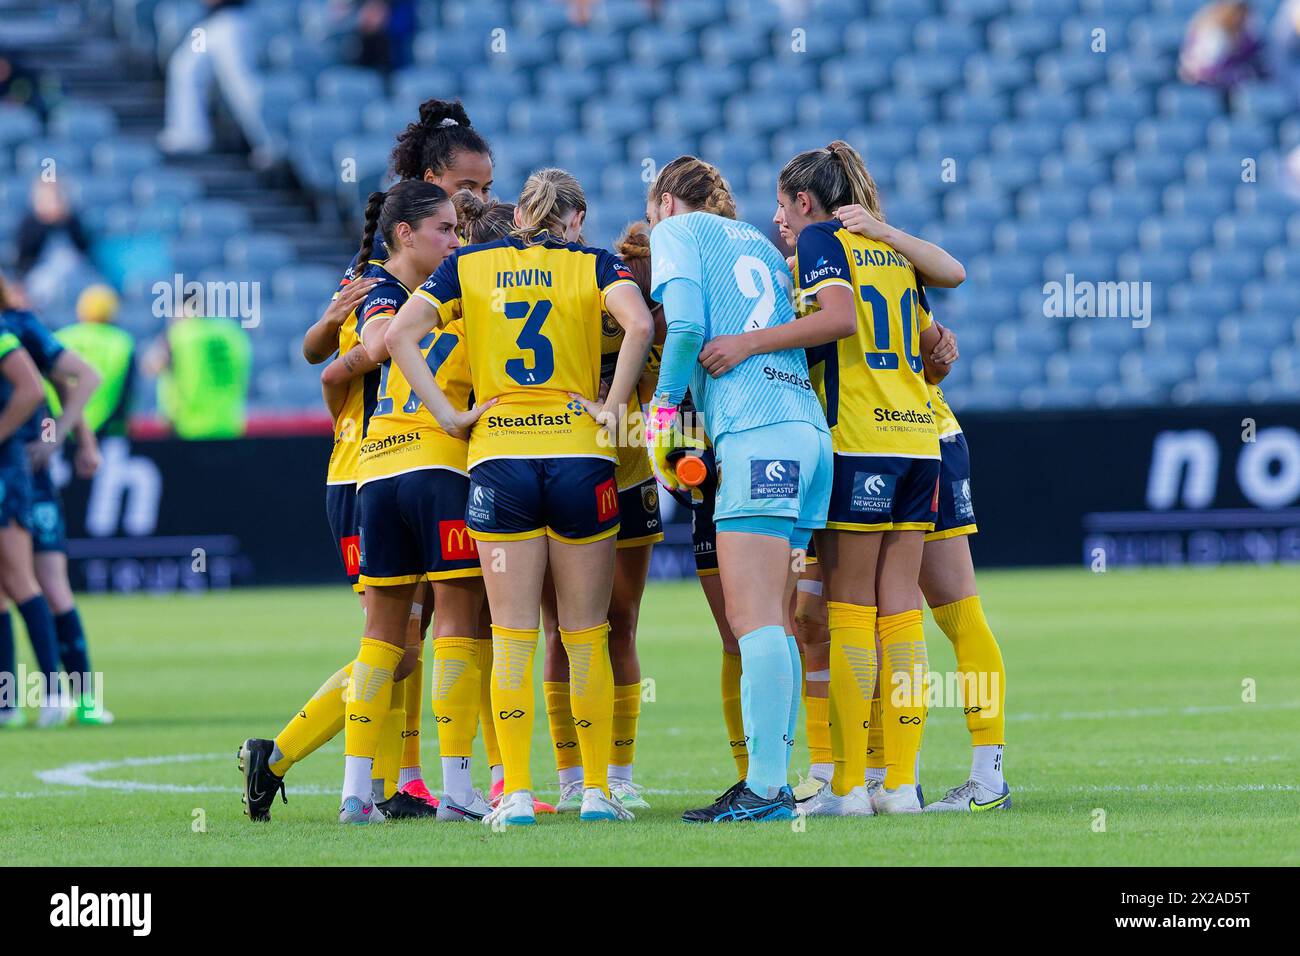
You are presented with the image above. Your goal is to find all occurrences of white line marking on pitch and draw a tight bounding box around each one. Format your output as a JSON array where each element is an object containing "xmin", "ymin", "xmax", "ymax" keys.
[{"xmin": 15, "ymin": 752, "xmax": 1298, "ymax": 800}]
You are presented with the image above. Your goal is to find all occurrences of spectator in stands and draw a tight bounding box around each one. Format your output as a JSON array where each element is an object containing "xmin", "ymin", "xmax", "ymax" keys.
[
  {"xmin": 156, "ymin": 0, "xmax": 281, "ymax": 169},
  {"xmin": 1179, "ymin": 1, "xmax": 1268, "ymax": 94},
  {"xmin": 15, "ymin": 179, "xmax": 97, "ymax": 314},
  {"xmin": 0, "ymin": 53, "xmax": 49, "ymax": 117},
  {"xmin": 351, "ymin": 0, "xmax": 417, "ymax": 74},
  {"xmin": 1270, "ymin": 0, "xmax": 1300, "ymax": 101},
  {"xmin": 56, "ymin": 286, "xmax": 136, "ymax": 439},
  {"xmin": 143, "ymin": 311, "xmax": 251, "ymax": 440}
]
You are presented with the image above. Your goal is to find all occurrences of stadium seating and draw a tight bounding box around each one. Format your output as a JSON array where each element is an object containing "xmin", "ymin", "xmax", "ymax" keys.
[{"xmin": 1, "ymin": 0, "xmax": 1296, "ymax": 414}]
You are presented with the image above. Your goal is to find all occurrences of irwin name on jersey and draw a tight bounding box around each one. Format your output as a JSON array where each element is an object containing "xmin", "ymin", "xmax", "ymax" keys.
[{"xmin": 496, "ymin": 269, "xmax": 553, "ymax": 288}]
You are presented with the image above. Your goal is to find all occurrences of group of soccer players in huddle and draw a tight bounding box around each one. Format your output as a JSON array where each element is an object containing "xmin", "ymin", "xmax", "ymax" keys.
[{"xmin": 238, "ymin": 96, "xmax": 1012, "ymax": 826}]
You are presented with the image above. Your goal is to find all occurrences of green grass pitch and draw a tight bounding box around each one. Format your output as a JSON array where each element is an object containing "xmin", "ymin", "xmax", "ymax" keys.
[{"xmin": 2, "ymin": 566, "xmax": 1297, "ymax": 866}]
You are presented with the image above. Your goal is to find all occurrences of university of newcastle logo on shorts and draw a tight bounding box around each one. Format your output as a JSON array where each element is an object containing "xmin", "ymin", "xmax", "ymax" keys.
[
  {"xmin": 467, "ymin": 485, "xmax": 495, "ymax": 526},
  {"xmin": 750, "ymin": 459, "xmax": 799, "ymax": 499},
  {"xmin": 851, "ymin": 472, "xmax": 897, "ymax": 513}
]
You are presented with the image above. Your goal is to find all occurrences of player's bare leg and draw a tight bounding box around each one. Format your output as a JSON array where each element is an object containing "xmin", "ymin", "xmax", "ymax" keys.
[{"xmin": 607, "ymin": 543, "xmax": 652, "ymax": 807}]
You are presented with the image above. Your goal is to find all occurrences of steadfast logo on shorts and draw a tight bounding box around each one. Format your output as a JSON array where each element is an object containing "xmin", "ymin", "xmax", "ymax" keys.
[
  {"xmin": 467, "ymin": 485, "xmax": 495, "ymax": 526},
  {"xmin": 340, "ymin": 534, "xmax": 361, "ymax": 576},
  {"xmin": 595, "ymin": 477, "xmax": 619, "ymax": 522},
  {"xmin": 439, "ymin": 520, "xmax": 478, "ymax": 561},
  {"xmin": 874, "ymin": 407, "xmax": 934, "ymax": 425},
  {"xmin": 360, "ymin": 429, "xmax": 421, "ymax": 455},
  {"xmin": 763, "ymin": 366, "xmax": 812, "ymax": 390},
  {"xmin": 750, "ymin": 459, "xmax": 799, "ymax": 499},
  {"xmin": 851, "ymin": 472, "xmax": 897, "ymax": 512},
  {"xmin": 485, "ymin": 411, "xmax": 575, "ymax": 429},
  {"xmin": 953, "ymin": 479, "xmax": 974, "ymax": 522},
  {"xmin": 50, "ymin": 886, "xmax": 151, "ymax": 936}
]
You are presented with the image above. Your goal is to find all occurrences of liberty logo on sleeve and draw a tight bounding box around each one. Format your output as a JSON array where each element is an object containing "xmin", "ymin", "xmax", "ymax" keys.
[{"xmin": 750, "ymin": 459, "xmax": 799, "ymax": 499}]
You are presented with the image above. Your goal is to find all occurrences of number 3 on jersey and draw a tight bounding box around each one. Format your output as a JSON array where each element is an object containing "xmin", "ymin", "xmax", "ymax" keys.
[{"xmin": 505, "ymin": 299, "xmax": 554, "ymax": 385}]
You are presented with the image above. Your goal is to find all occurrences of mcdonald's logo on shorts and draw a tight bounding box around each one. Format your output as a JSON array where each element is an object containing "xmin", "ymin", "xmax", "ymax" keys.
[
  {"xmin": 341, "ymin": 535, "xmax": 361, "ymax": 576},
  {"xmin": 595, "ymin": 477, "xmax": 619, "ymax": 522},
  {"xmin": 440, "ymin": 520, "xmax": 479, "ymax": 561}
]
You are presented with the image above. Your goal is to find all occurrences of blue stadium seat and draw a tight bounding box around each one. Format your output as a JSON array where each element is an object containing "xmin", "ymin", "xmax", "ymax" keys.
[
  {"xmin": 678, "ymin": 62, "xmax": 746, "ymax": 101},
  {"xmin": 1068, "ymin": 321, "xmax": 1144, "ymax": 354},
  {"xmin": 1146, "ymin": 314, "xmax": 1217, "ymax": 353},
  {"xmin": 1168, "ymin": 283, "xmax": 1239, "ymax": 314},
  {"xmin": 1153, "ymin": 83, "xmax": 1221, "ymax": 121},
  {"xmin": 1043, "ymin": 251, "xmax": 1115, "ymax": 282},
  {"xmin": 915, "ymin": 20, "xmax": 981, "ymax": 59},
  {"xmin": 1139, "ymin": 216, "xmax": 1211, "ymax": 252},
  {"xmin": 991, "ymin": 122, "xmax": 1059, "ymax": 156},
  {"xmin": 995, "ymin": 321, "xmax": 1065, "ymax": 355},
  {"xmin": 1015, "ymin": 89, "xmax": 1081, "ymax": 121},
  {"xmin": 509, "ymin": 98, "xmax": 579, "ymax": 136},
  {"xmin": 894, "ymin": 56, "xmax": 965, "ymax": 95},
  {"xmin": 725, "ymin": 91, "xmax": 799, "ymax": 135},
  {"xmin": 1089, "ymin": 185, "xmax": 1159, "ymax": 218},
  {"xmin": 1113, "ymin": 153, "xmax": 1182, "ymax": 188},
  {"xmin": 1208, "ymin": 118, "xmax": 1273, "ymax": 154},
  {"xmin": 969, "ymin": 155, "xmax": 1039, "ymax": 191},
  {"xmin": 661, "ymin": 0, "xmax": 726, "ymax": 31},
  {"xmin": 1242, "ymin": 281, "xmax": 1300, "ymax": 314},
  {"xmin": 1122, "ymin": 352, "xmax": 1194, "ymax": 389},
  {"xmin": 654, "ymin": 97, "xmax": 722, "ymax": 137},
  {"xmin": 1230, "ymin": 84, "xmax": 1294, "ymax": 123},
  {"xmin": 1021, "ymin": 383, "xmax": 1102, "ymax": 409},
  {"xmin": 1036, "ymin": 51, "xmax": 1108, "ymax": 90},
  {"xmin": 273, "ymin": 264, "xmax": 339, "ymax": 307},
  {"xmin": 629, "ymin": 133, "xmax": 698, "ymax": 168},
  {"xmin": 1134, "ymin": 118, "xmax": 1205, "ymax": 154},
  {"xmin": 1064, "ymin": 120, "xmax": 1132, "ymax": 157},
  {"xmin": 972, "ymin": 354, "xmax": 1045, "ymax": 390},
  {"xmin": 1196, "ymin": 349, "xmax": 1270, "ymax": 385},
  {"xmin": 944, "ymin": 190, "xmax": 1012, "ymax": 223},
  {"xmin": 169, "ymin": 235, "xmax": 225, "ymax": 275},
  {"xmin": 964, "ymin": 54, "xmax": 1033, "ymax": 93},
  {"xmin": 133, "ymin": 168, "xmax": 202, "ymax": 205},
  {"xmin": 48, "ymin": 102, "xmax": 118, "ymax": 141},
  {"xmin": 264, "ymin": 35, "xmax": 331, "ymax": 78},
  {"xmin": 1264, "ymin": 248, "xmax": 1300, "ymax": 281},
  {"xmin": 1184, "ymin": 150, "xmax": 1251, "ymax": 186},
  {"xmin": 995, "ymin": 220, "xmax": 1067, "ymax": 255},
  {"xmin": 389, "ymin": 68, "xmax": 457, "ymax": 108},
  {"xmin": 1041, "ymin": 156, "xmax": 1108, "ymax": 190},
  {"xmin": 1068, "ymin": 220, "xmax": 1139, "ymax": 254},
  {"xmin": 1085, "ymin": 87, "xmax": 1153, "ymax": 122},
  {"xmin": 181, "ymin": 200, "xmax": 251, "ymax": 238},
  {"xmin": 13, "ymin": 140, "xmax": 87, "ymax": 176},
  {"xmin": 968, "ymin": 253, "xmax": 1042, "ymax": 289},
  {"xmin": 225, "ymin": 233, "xmax": 295, "ymax": 272},
  {"xmin": 1217, "ymin": 315, "xmax": 1293, "ymax": 351},
  {"xmin": 583, "ymin": 100, "xmax": 651, "ymax": 138},
  {"xmin": 627, "ymin": 26, "xmax": 697, "ymax": 68},
  {"xmin": 1213, "ymin": 215, "xmax": 1285, "ymax": 251},
  {"xmin": 916, "ymin": 125, "xmax": 988, "ymax": 159},
  {"xmin": 700, "ymin": 24, "xmax": 771, "ymax": 65},
  {"xmin": 91, "ymin": 140, "xmax": 159, "ymax": 179},
  {"xmin": 989, "ymin": 19, "xmax": 1058, "ymax": 57},
  {"xmin": 1162, "ymin": 182, "xmax": 1232, "ymax": 218},
  {"xmin": 1191, "ymin": 248, "xmax": 1261, "ymax": 284},
  {"xmin": 608, "ymin": 64, "xmax": 673, "ymax": 100},
  {"xmin": 0, "ymin": 107, "xmax": 42, "ymax": 149},
  {"xmin": 1105, "ymin": 53, "xmax": 1174, "ymax": 87},
  {"xmin": 1018, "ymin": 188, "xmax": 1088, "ymax": 220},
  {"xmin": 316, "ymin": 67, "xmax": 385, "ymax": 104},
  {"xmin": 1119, "ymin": 250, "xmax": 1188, "ymax": 285},
  {"xmin": 943, "ymin": 93, "xmax": 1009, "ymax": 126},
  {"xmin": 797, "ymin": 95, "xmax": 861, "ymax": 130}
]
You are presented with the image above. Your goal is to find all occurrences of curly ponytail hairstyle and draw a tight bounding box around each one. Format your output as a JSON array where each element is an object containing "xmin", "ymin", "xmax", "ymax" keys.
[
  {"xmin": 357, "ymin": 180, "xmax": 451, "ymax": 265},
  {"xmin": 513, "ymin": 168, "xmax": 586, "ymax": 244},
  {"xmin": 614, "ymin": 221, "xmax": 654, "ymax": 307},
  {"xmin": 778, "ymin": 140, "xmax": 885, "ymax": 222},
  {"xmin": 649, "ymin": 156, "xmax": 736, "ymax": 219},
  {"xmin": 390, "ymin": 98, "xmax": 493, "ymax": 181},
  {"xmin": 452, "ymin": 189, "xmax": 516, "ymax": 245}
]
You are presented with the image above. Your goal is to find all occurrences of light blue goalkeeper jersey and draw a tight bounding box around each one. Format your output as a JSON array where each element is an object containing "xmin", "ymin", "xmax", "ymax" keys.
[{"xmin": 648, "ymin": 211, "xmax": 828, "ymax": 441}]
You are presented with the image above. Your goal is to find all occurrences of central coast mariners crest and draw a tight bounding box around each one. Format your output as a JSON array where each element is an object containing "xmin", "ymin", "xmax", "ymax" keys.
[
  {"xmin": 601, "ymin": 312, "xmax": 620, "ymax": 339},
  {"xmin": 953, "ymin": 478, "xmax": 974, "ymax": 521},
  {"xmin": 641, "ymin": 482, "xmax": 659, "ymax": 514}
]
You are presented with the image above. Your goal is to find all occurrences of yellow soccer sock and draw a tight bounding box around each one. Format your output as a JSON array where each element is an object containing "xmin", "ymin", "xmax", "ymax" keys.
[
  {"xmin": 432, "ymin": 636, "xmax": 480, "ymax": 758},
  {"xmin": 476, "ymin": 637, "xmax": 502, "ymax": 769},
  {"xmin": 720, "ymin": 651, "xmax": 748, "ymax": 779},
  {"xmin": 544, "ymin": 680, "xmax": 582, "ymax": 773},
  {"xmin": 931, "ymin": 595, "xmax": 1006, "ymax": 747},
  {"xmin": 490, "ymin": 625, "xmax": 538, "ymax": 795},
  {"xmin": 345, "ymin": 638, "xmax": 403, "ymax": 760},
  {"xmin": 866, "ymin": 694, "xmax": 885, "ymax": 780},
  {"xmin": 805, "ymin": 693, "xmax": 831, "ymax": 768},
  {"xmin": 611, "ymin": 683, "xmax": 641, "ymax": 768},
  {"xmin": 560, "ymin": 623, "xmax": 614, "ymax": 795},
  {"xmin": 272, "ymin": 660, "xmax": 352, "ymax": 776},
  {"xmin": 827, "ymin": 601, "xmax": 877, "ymax": 796},
  {"xmin": 878, "ymin": 609, "xmax": 928, "ymax": 788},
  {"xmin": 401, "ymin": 636, "xmax": 425, "ymax": 772},
  {"xmin": 375, "ymin": 677, "xmax": 405, "ymax": 800}
]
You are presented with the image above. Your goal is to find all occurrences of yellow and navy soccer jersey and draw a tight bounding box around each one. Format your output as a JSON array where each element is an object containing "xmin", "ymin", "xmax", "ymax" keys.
[
  {"xmin": 929, "ymin": 382, "xmax": 961, "ymax": 439},
  {"xmin": 325, "ymin": 260, "xmax": 386, "ymax": 485},
  {"xmin": 796, "ymin": 219, "xmax": 939, "ymax": 460},
  {"xmin": 0, "ymin": 320, "xmax": 28, "ymax": 470},
  {"xmin": 602, "ymin": 315, "xmax": 662, "ymax": 489},
  {"xmin": 415, "ymin": 234, "xmax": 638, "ymax": 469},
  {"xmin": 356, "ymin": 281, "xmax": 472, "ymax": 485}
]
